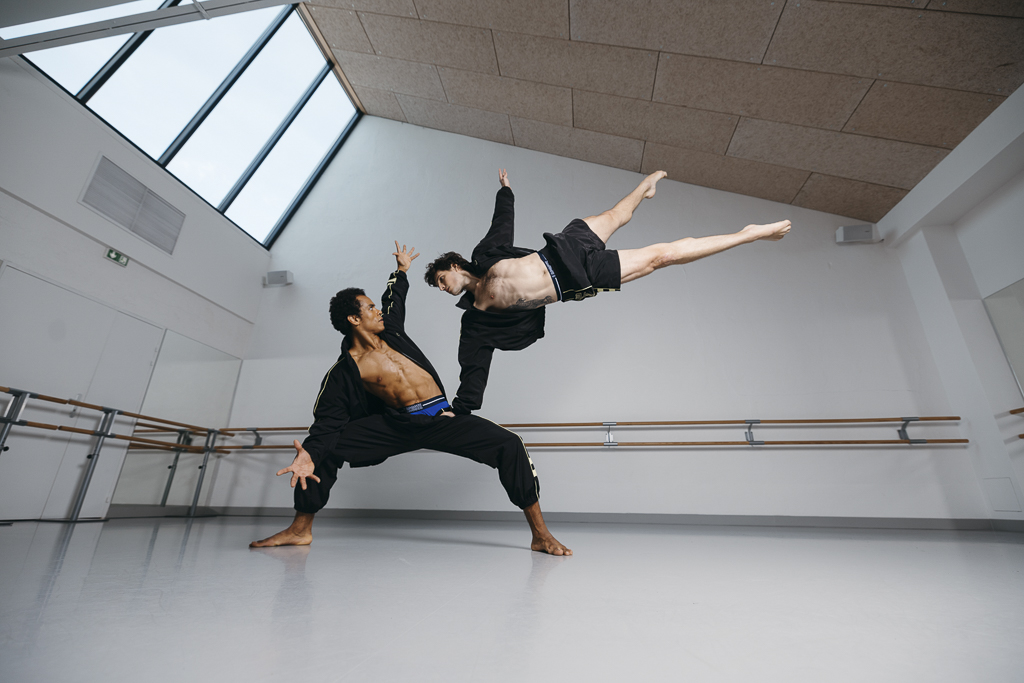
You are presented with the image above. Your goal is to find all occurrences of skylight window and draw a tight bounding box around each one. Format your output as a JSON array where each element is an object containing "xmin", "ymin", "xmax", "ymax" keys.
[{"xmin": 7, "ymin": 3, "xmax": 361, "ymax": 248}]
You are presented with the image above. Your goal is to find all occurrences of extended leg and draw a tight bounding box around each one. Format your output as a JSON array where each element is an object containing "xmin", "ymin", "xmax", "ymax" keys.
[
  {"xmin": 583, "ymin": 170, "xmax": 667, "ymax": 243},
  {"xmin": 617, "ymin": 219, "xmax": 791, "ymax": 284}
]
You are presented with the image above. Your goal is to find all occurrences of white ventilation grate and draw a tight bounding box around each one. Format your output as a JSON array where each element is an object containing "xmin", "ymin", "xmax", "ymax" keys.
[{"xmin": 82, "ymin": 157, "xmax": 184, "ymax": 254}]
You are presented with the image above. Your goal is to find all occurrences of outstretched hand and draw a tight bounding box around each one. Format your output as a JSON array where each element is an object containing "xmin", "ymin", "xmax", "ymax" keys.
[
  {"xmin": 393, "ymin": 241, "xmax": 419, "ymax": 272},
  {"xmin": 498, "ymin": 168, "xmax": 510, "ymax": 187},
  {"xmin": 277, "ymin": 440, "xmax": 321, "ymax": 490}
]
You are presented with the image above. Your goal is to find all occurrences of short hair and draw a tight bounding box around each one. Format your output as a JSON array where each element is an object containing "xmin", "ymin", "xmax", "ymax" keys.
[
  {"xmin": 329, "ymin": 287, "xmax": 366, "ymax": 335},
  {"xmin": 424, "ymin": 252, "xmax": 471, "ymax": 288}
]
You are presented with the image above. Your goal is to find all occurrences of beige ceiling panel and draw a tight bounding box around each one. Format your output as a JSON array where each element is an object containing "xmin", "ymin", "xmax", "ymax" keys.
[
  {"xmin": 925, "ymin": 0, "xmax": 1024, "ymax": 17},
  {"xmin": 844, "ymin": 81, "xmax": 1005, "ymax": 148},
  {"xmin": 825, "ymin": 0, "xmax": 920, "ymax": 6},
  {"xmin": 510, "ymin": 118, "xmax": 644, "ymax": 172},
  {"xmin": 764, "ymin": 1, "xmax": 1024, "ymax": 94},
  {"xmin": 357, "ymin": 13, "xmax": 498, "ymax": 74},
  {"xmin": 438, "ymin": 68, "xmax": 572, "ymax": 126},
  {"xmin": 643, "ymin": 142, "xmax": 809, "ymax": 204},
  {"xmin": 792, "ymin": 173, "xmax": 908, "ymax": 222},
  {"xmin": 729, "ymin": 118, "xmax": 948, "ymax": 189},
  {"xmin": 493, "ymin": 32, "xmax": 658, "ymax": 100},
  {"xmin": 332, "ymin": 50, "xmax": 446, "ymax": 100},
  {"xmin": 414, "ymin": 0, "xmax": 569, "ymax": 38},
  {"xmin": 306, "ymin": 0, "xmax": 417, "ymax": 17},
  {"xmin": 352, "ymin": 86, "xmax": 406, "ymax": 120},
  {"xmin": 653, "ymin": 54, "xmax": 872, "ymax": 131},
  {"xmin": 396, "ymin": 95, "xmax": 514, "ymax": 144},
  {"xmin": 569, "ymin": 0, "xmax": 783, "ymax": 62},
  {"xmin": 573, "ymin": 90, "xmax": 737, "ymax": 154},
  {"xmin": 306, "ymin": 6, "xmax": 373, "ymax": 53}
]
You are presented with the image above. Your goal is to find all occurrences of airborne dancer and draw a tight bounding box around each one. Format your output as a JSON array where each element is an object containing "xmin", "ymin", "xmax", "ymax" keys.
[
  {"xmin": 251, "ymin": 243, "xmax": 570, "ymax": 555},
  {"xmin": 425, "ymin": 169, "xmax": 791, "ymax": 415}
]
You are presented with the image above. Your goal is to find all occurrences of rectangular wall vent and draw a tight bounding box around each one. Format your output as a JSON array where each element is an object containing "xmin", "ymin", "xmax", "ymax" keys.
[{"xmin": 82, "ymin": 157, "xmax": 184, "ymax": 254}]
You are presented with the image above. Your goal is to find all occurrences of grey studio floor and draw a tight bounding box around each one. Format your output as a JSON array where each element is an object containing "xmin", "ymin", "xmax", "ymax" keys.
[{"xmin": 1, "ymin": 517, "xmax": 1023, "ymax": 683}]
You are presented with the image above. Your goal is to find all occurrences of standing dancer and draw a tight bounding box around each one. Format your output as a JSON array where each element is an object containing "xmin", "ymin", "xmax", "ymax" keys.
[{"xmin": 251, "ymin": 242, "xmax": 570, "ymax": 555}]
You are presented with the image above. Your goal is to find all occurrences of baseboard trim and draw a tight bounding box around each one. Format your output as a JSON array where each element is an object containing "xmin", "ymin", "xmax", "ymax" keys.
[{"xmin": 98, "ymin": 505, "xmax": 1024, "ymax": 532}]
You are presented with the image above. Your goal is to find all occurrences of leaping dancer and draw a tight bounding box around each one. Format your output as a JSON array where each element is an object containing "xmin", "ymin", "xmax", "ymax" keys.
[{"xmin": 425, "ymin": 169, "xmax": 791, "ymax": 415}]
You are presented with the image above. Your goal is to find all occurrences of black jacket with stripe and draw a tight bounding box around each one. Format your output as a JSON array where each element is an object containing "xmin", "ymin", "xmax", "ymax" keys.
[
  {"xmin": 301, "ymin": 269, "xmax": 447, "ymax": 467},
  {"xmin": 452, "ymin": 186, "xmax": 546, "ymax": 415}
]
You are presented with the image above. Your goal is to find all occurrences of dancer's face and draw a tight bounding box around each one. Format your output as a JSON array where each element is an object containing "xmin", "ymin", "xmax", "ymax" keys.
[
  {"xmin": 352, "ymin": 295, "xmax": 385, "ymax": 333},
  {"xmin": 435, "ymin": 266, "xmax": 468, "ymax": 296}
]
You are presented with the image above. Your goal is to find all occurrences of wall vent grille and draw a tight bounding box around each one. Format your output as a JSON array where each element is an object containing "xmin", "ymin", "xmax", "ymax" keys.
[{"xmin": 82, "ymin": 157, "xmax": 184, "ymax": 254}]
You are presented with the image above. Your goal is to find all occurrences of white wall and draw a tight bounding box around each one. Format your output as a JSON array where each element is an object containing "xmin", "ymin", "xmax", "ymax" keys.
[
  {"xmin": 213, "ymin": 115, "xmax": 987, "ymax": 520},
  {"xmin": 0, "ymin": 56, "xmax": 269, "ymax": 519},
  {"xmin": 0, "ymin": 57, "xmax": 270, "ymax": 357}
]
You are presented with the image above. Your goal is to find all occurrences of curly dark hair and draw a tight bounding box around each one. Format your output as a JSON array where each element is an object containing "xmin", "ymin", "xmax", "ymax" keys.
[
  {"xmin": 329, "ymin": 287, "xmax": 366, "ymax": 335},
  {"xmin": 424, "ymin": 251, "xmax": 471, "ymax": 288}
]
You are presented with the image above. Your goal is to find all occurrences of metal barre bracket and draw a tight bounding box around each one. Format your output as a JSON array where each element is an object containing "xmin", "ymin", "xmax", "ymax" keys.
[
  {"xmin": 745, "ymin": 419, "xmax": 764, "ymax": 446},
  {"xmin": 897, "ymin": 417, "xmax": 927, "ymax": 445},
  {"xmin": 603, "ymin": 422, "xmax": 617, "ymax": 447},
  {"xmin": 242, "ymin": 428, "xmax": 263, "ymax": 450}
]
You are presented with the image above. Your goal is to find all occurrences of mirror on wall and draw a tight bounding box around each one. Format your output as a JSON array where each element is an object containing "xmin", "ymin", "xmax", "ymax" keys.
[
  {"xmin": 984, "ymin": 277, "xmax": 1024, "ymax": 400},
  {"xmin": 111, "ymin": 330, "xmax": 241, "ymax": 510}
]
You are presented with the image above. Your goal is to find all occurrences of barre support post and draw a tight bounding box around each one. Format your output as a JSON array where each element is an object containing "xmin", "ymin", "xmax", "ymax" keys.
[{"xmin": 69, "ymin": 407, "xmax": 118, "ymax": 521}]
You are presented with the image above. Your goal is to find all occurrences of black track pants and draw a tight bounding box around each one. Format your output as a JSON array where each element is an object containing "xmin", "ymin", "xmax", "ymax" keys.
[{"xmin": 294, "ymin": 413, "xmax": 539, "ymax": 513}]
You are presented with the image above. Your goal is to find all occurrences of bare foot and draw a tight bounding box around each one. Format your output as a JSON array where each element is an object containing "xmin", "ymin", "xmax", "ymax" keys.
[
  {"xmin": 742, "ymin": 219, "xmax": 791, "ymax": 241},
  {"xmin": 531, "ymin": 532, "xmax": 573, "ymax": 556},
  {"xmin": 250, "ymin": 528, "xmax": 312, "ymax": 548},
  {"xmin": 642, "ymin": 170, "xmax": 667, "ymax": 198},
  {"xmin": 250, "ymin": 511, "xmax": 315, "ymax": 548}
]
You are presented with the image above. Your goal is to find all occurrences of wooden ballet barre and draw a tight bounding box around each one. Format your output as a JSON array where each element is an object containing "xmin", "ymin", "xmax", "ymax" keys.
[
  {"xmin": 521, "ymin": 439, "xmax": 969, "ymax": 447},
  {"xmin": 502, "ymin": 416, "xmax": 961, "ymax": 428},
  {"xmin": 218, "ymin": 426, "xmax": 309, "ymax": 434},
  {"xmin": 18, "ymin": 419, "xmax": 211, "ymax": 452},
  {"xmin": 1011, "ymin": 407, "xmax": 1024, "ymax": 415}
]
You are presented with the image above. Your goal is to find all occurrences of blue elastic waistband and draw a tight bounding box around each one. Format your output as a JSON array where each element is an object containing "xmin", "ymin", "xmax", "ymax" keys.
[
  {"xmin": 404, "ymin": 396, "xmax": 450, "ymax": 416},
  {"xmin": 537, "ymin": 251, "xmax": 562, "ymax": 302}
]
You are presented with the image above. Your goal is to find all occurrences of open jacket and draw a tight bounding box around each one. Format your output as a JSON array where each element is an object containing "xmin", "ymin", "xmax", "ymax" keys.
[
  {"xmin": 452, "ymin": 186, "xmax": 546, "ymax": 415},
  {"xmin": 301, "ymin": 269, "xmax": 447, "ymax": 466}
]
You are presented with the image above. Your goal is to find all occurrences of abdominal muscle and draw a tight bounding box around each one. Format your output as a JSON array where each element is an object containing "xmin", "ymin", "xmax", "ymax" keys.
[
  {"xmin": 476, "ymin": 253, "xmax": 557, "ymax": 311},
  {"xmin": 352, "ymin": 343, "xmax": 442, "ymax": 408}
]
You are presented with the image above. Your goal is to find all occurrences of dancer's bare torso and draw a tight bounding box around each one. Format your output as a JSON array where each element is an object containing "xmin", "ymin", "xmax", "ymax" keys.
[
  {"xmin": 474, "ymin": 253, "xmax": 558, "ymax": 312},
  {"xmin": 349, "ymin": 341, "xmax": 442, "ymax": 408}
]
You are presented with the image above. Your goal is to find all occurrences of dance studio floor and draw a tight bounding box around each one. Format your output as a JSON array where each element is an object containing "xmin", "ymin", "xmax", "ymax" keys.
[{"xmin": 1, "ymin": 516, "xmax": 1022, "ymax": 682}]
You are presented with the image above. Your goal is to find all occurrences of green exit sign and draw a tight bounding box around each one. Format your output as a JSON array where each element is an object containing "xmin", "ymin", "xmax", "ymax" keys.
[{"xmin": 105, "ymin": 248, "xmax": 129, "ymax": 267}]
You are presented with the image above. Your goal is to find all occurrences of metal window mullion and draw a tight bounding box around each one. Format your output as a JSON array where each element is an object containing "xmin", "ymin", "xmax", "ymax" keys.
[
  {"xmin": 264, "ymin": 110, "xmax": 361, "ymax": 248},
  {"xmin": 218, "ymin": 62, "xmax": 330, "ymax": 212},
  {"xmin": 77, "ymin": 0, "xmax": 183, "ymax": 103},
  {"xmin": 157, "ymin": 3, "xmax": 294, "ymax": 166}
]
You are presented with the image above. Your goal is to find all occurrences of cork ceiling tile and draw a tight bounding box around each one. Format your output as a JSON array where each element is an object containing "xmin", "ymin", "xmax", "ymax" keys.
[
  {"xmin": 728, "ymin": 118, "xmax": 948, "ymax": 189},
  {"xmin": 493, "ymin": 32, "xmax": 658, "ymax": 100},
  {"xmin": 792, "ymin": 173, "xmax": 908, "ymax": 222},
  {"xmin": 573, "ymin": 90, "xmax": 737, "ymax": 154},
  {"xmin": 352, "ymin": 86, "xmax": 406, "ymax": 120},
  {"xmin": 569, "ymin": 0, "xmax": 784, "ymax": 63},
  {"xmin": 396, "ymin": 95, "xmax": 514, "ymax": 145},
  {"xmin": 307, "ymin": 6, "xmax": 373, "ymax": 54},
  {"xmin": 844, "ymin": 81, "xmax": 1005, "ymax": 148},
  {"xmin": 653, "ymin": 53, "xmax": 872, "ymax": 130},
  {"xmin": 413, "ymin": 0, "xmax": 570, "ymax": 38},
  {"xmin": 307, "ymin": 0, "xmax": 417, "ymax": 17},
  {"xmin": 925, "ymin": 0, "xmax": 1024, "ymax": 17},
  {"xmin": 642, "ymin": 142, "xmax": 809, "ymax": 204},
  {"xmin": 764, "ymin": 0, "xmax": 1024, "ymax": 94},
  {"xmin": 332, "ymin": 50, "xmax": 446, "ymax": 100},
  {"xmin": 825, "ymin": 0, "xmax": 920, "ymax": 6},
  {"xmin": 438, "ymin": 68, "xmax": 572, "ymax": 126},
  {"xmin": 510, "ymin": 117, "xmax": 644, "ymax": 172},
  {"xmin": 357, "ymin": 13, "xmax": 498, "ymax": 74}
]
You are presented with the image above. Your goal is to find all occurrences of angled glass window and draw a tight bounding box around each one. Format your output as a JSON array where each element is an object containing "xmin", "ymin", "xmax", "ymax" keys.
[
  {"xmin": 166, "ymin": 12, "xmax": 327, "ymax": 207},
  {"xmin": 87, "ymin": 7, "xmax": 281, "ymax": 158},
  {"xmin": 0, "ymin": 0, "xmax": 164, "ymax": 94},
  {"xmin": 227, "ymin": 77, "xmax": 356, "ymax": 243}
]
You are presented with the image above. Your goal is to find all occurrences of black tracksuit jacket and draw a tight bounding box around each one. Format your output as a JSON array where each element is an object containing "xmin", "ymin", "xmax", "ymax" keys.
[
  {"xmin": 452, "ymin": 186, "xmax": 546, "ymax": 415},
  {"xmin": 301, "ymin": 269, "xmax": 447, "ymax": 467}
]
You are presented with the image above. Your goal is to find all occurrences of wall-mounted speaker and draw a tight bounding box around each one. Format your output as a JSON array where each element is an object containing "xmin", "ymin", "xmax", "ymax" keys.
[
  {"xmin": 263, "ymin": 270, "xmax": 293, "ymax": 286},
  {"xmin": 835, "ymin": 224, "xmax": 882, "ymax": 244}
]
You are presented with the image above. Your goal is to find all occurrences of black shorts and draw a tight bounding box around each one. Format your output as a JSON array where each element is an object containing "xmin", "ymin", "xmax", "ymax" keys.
[{"xmin": 538, "ymin": 219, "xmax": 621, "ymax": 302}]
